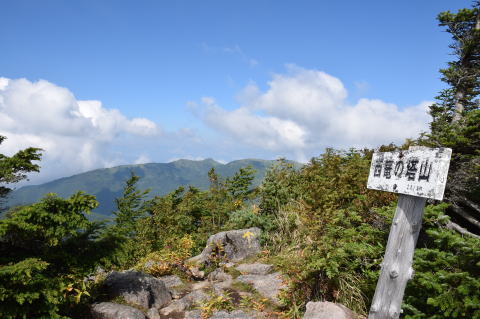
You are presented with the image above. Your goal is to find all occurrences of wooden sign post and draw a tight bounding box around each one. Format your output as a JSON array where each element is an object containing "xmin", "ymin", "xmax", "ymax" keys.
[{"xmin": 367, "ymin": 146, "xmax": 452, "ymax": 319}]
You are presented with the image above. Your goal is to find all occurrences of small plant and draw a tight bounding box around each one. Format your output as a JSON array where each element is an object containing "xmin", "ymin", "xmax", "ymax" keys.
[
  {"xmin": 200, "ymin": 292, "xmax": 235, "ymax": 318},
  {"xmin": 239, "ymin": 295, "xmax": 270, "ymax": 312},
  {"xmin": 135, "ymin": 234, "xmax": 194, "ymax": 276},
  {"xmin": 63, "ymin": 280, "xmax": 91, "ymax": 305},
  {"xmin": 201, "ymin": 241, "xmax": 228, "ymax": 275}
]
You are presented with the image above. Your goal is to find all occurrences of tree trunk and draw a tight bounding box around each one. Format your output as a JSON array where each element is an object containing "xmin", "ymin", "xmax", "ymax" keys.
[
  {"xmin": 452, "ymin": 12, "xmax": 480, "ymax": 123},
  {"xmin": 452, "ymin": 90, "xmax": 465, "ymax": 122}
]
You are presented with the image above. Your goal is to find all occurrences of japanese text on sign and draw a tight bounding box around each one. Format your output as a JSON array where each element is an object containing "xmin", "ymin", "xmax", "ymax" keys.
[{"xmin": 367, "ymin": 147, "xmax": 452, "ymax": 200}]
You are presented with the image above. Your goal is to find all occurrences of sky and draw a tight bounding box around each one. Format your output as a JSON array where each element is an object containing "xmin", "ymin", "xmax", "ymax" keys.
[{"xmin": 0, "ymin": 0, "xmax": 473, "ymax": 185}]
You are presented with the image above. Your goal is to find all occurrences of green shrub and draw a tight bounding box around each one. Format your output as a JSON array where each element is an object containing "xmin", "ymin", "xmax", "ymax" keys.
[
  {"xmin": 262, "ymin": 149, "xmax": 397, "ymax": 315},
  {"xmin": 403, "ymin": 204, "xmax": 480, "ymax": 319},
  {"xmin": 0, "ymin": 192, "xmax": 116, "ymax": 318},
  {"xmin": 0, "ymin": 258, "xmax": 65, "ymax": 319},
  {"xmin": 224, "ymin": 207, "xmax": 274, "ymax": 231}
]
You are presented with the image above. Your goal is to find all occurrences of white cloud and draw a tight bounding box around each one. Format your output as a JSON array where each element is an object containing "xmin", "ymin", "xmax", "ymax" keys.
[
  {"xmin": 133, "ymin": 154, "xmax": 152, "ymax": 165},
  {"xmin": 196, "ymin": 66, "xmax": 431, "ymax": 161},
  {"xmin": 167, "ymin": 155, "xmax": 206, "ymax": 162},
  {"xmin": 251, "ymin": 65, "xmax": 347, "ymax": 124},
  {"xmin": 0, "ymin": 77, "xmax": 161, "ymax": 184},
  {"xmin": 200, "ymin": 98, "xmax": 307, "ymax": 152}
]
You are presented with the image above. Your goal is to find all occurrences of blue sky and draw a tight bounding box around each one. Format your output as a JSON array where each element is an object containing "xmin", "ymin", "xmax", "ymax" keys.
[{"xmin": 0, "ymin": 0, "xmax": 473, "ymax": 184}]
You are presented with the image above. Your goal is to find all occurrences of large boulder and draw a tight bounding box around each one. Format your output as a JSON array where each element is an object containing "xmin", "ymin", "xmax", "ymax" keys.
[
  {"xmin": 187, "ymin": 228, "xmax": 261, "ymax": 265},
  {"xmin": 236, "ymin": 272, "xmax": 286, "ymax": 305},
  {"xmin": 158, "ymin": 275, "xmax": 183, "ymax": 288},
  {"xmin": 146, "ymin": 308, "xmax": 161, "ymax": 319},
  {"xmin": 303, "ymin": 301, "xmax": 357, "ymax": 319},
  {"xmin": 103, "ymin": 271, "xmax": 171, "ymax": 309},
  {"xmin": 90, "ymin": 302, "xmax": 146, "ymax": 319}
]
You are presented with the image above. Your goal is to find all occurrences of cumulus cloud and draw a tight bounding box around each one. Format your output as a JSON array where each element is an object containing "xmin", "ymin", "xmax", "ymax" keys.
[
  {"xmin": 196, "ymin": 65, "xmax": 431, "ymax": 161},
  {"xmin": 201, "ymin": 98, "xmax": 307, "ymax": 151},
  {"xmin": 0, "ymin": 77, "xmax": 160, "ymax": 184}
]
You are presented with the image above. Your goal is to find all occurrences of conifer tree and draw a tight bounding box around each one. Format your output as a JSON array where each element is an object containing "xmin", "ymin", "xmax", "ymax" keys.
[
  {"xmin": 421, "ymin": 2, "xmax": 480, "ymax": 234},
  {"xmin": 112, "ymin": 173, "xmax": 150, "ymax": 238},
  {"xmin": 0, "ymin": 135, "xmax": 42, "ymax": 209}
]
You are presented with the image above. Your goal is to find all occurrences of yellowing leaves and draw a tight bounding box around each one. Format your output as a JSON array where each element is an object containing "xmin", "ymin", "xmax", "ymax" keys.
[{"xmin": 242, "ymin": 231, "xmax": 254, "ymax": 240}]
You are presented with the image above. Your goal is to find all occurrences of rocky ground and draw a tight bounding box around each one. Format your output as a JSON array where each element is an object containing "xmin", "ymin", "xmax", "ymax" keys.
[{"xmin": 89, "ymin": 227, "xmax": 358, "ymax": 319}]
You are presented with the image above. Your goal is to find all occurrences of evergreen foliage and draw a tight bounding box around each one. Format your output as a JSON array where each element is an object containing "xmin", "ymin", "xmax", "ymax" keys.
[
  {"xmin": 225, "ymin": 165, "xmax": 256, "ymax": 200},
  {"xmin": 259, "ymin": 149, "xmax": 397, "ymax": 315},
  {"xmin": 136, "ymin": 166, "xmax": 259, "ymax": 257},
  {"xmin": 103, "ymin": 173, "xmax": 152, "ymax": 268},
  {"xmin": 404, "ymin": 204, "xmax": 480, "ymax": 318},
  {"xmin": 259, "ymin": 158, "xmax": 301, "ymax": 216},
  {"xmin": 0, "ymin": 193, "xmax": 115, "ymax": 318},
  {"xmin": 113, "ymin": 173, "xmax": 150, "ymax": 237},
  {"xmin": 0, "ymin": 135, "xmax": 42, "ymax": 209},
  {"xmin": 419, "ymin": 3, "xmax": 480, "ymax": 234}
]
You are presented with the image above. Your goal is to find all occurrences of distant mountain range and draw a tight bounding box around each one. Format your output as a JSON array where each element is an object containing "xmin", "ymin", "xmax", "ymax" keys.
[{"xmin": 6, "ymin": 158, "xmax": 281, "ymax": 218}]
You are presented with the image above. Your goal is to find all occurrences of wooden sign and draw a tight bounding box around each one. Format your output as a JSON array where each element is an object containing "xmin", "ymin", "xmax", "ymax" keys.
[
  {"xmin": 367, "ymin": 146, "xmax": 452, "ymax": 319},
  {"xmin": 367, "ymin": 147, "xmax": 452, "ymax": 200}
]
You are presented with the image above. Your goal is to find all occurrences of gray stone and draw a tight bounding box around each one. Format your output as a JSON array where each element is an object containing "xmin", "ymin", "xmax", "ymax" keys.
[
  {"xmin": 103, "ymin": 271, "xmax": 171, "ymax": 309},
  {"xmin": 208, "ymin": 268, "xmax": 233, "ymax": 282},
  {"xmin": 210, "ymin": 310, "xmax": 255, "ymax": 319},
  {"xmin": 190, "ymin": 266, "xmax": 206, "ymax": 279},
  {"xmin": 303, "ymin": 301, "xmax": 356, "ymax": 319},
  {"xmin": 236, "ymin": 272, "xmax": 286, "ymax": 304},
  {"xmin": 185, "ymin": 310, "xmax": 202, "ymax": 319},
  {"xmin": 235, "ymin": 263, "xmax": 273, "ymax": 275},
  {"xmin": 169, "ymin": 287, "xmax": 182, "ymax": 299},
  {"xmin": 146, "ymin": 308, "xmax": 161, "ymax": 319},
  {"xmin": 160, "ymin": 290, "xmax": 209, "ymax": 315},
  {"xmin": 159, "ymin": 275, "xmax": 183, "ymax": 288},
  {"xmin": 90, "ymin": 302, "xmax": 146, "ymax": 319},
  {"xmin": 187, "ymin": 228, "xmax": 261, "ymax": 265},
  {"xmin": 191, "ymin": 280, "xmax": 211, "ymax": 290}
]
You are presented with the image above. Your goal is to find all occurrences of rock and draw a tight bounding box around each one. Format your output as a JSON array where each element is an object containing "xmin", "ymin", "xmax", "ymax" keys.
[
  {"xmin": 208, "ymin": 268, "xmax": 234, "ymax": 295},
  {"xmin": 303, "ymin": 301, "xmax": 357, "ymax": 319},
  {"xmin": 235, "ymin": 263, "xmax": 273, "ymax": 275},
  {"xmin": 190, "ymin": 266, "xmax": 206, "ymax": 279},
  {"xmin": 160, "ymin": 290, "xmax": 209, "ymax": 315},
  {"xmin": 103, "ymin": 271, "xmax": 171, "ymax": 309},
  {"xmin": 210, "ymin": 310, "xmax": 255, "ymax": 319},
  {"xmin": 208, "ymin": 268, "xmax": 233, "ymax": 282},
  {"xmin": 159, "ymin": 275, "xmax": 183, "ymax": 288},
  {"xmin": 90, "ymin": 302, "xmax": 146, "ymax": 319},
  {"xmin": 236, "ymin": 272, "xmax": 286, "ymax": 304},
  {"xmin": 146, "ymin": 308, "xmax": 161, "ymax": 319},
  {"xmin": 191, "ymin": 280, "xmax": 211, "ymax": 291},
  {"xmin": 169, "ymin": 288, "xmax": 182, "ymax": 299},
  {"xmin": 84, "ymin": 266, "xmax": 107, "ymax": 283},
  {"xmin": 185, "ymin": 310, "xmax": 202, "ymax": 319},
  {"xmin": 187, "ymin": 228, "xmax": 261, "ymax": 265}
]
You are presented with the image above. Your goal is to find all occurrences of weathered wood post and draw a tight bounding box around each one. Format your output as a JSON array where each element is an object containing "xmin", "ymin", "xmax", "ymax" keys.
[{"xmin": 367, "ymin": 146, "xmax": 452, "ymax": 319}]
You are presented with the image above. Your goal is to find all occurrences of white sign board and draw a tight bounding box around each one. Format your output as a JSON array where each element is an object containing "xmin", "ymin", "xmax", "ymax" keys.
[{"xmin": 367, "ymin": 147, "xmax": 452, "ymax": 200}]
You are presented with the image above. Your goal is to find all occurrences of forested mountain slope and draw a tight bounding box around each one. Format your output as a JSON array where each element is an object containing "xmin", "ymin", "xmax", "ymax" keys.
[{"xmin": 6, "ymin": 158, "xmax": 281, "ymax": 216}]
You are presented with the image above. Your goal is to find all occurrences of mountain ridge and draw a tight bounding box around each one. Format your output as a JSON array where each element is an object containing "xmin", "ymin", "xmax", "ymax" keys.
[{"xmin": 6, "ymin": 158, "xmax": 286, "ymax": 217}]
